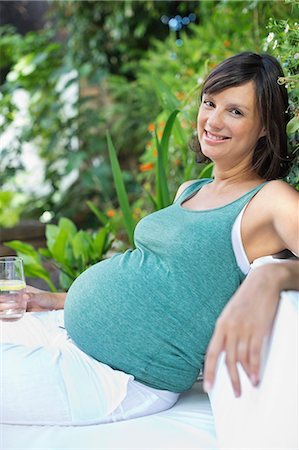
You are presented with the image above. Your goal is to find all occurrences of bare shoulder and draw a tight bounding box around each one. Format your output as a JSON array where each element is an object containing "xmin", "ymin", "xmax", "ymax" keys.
[
  {"xmin": 260, "ymin": 180, "xmax": 298, "ymax": 252},
  {"xmin": 257, "ymin": 180, "xmax": 298, "ymax": 210},
  {"xmin": 243, "ymin": 180, "xmax": 299, "ymax": 258},
  {"xmin": 245, "ymin": 179, "xmax": 298, "ymax": 230},
  {"xmin": 174, "ymin": 179, "xmax": 198, "ymax": 201}
]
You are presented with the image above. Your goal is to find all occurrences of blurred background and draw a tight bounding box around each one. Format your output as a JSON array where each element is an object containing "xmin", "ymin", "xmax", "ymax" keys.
[{"xmin": 0, "ymin": 0, "xmax": 298, "ymax": 289}]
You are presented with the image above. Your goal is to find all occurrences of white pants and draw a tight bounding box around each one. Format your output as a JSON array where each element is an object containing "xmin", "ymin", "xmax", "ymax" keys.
[{"xmin": 0, "ymin": 311, "xmax": 179, "ymax": 426}]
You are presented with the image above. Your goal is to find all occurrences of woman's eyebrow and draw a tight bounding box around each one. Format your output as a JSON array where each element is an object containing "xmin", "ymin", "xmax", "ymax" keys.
[
  {"xmin": 202, "ymin": 94, "xmax": 250, "ymax": 112},
  {"xmin": 226, "ymin": 103, "xmax": 250, "ymax": 112}
]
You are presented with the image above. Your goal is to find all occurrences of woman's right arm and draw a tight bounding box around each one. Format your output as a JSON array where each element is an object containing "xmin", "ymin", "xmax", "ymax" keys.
[{"xmin": 24, "ymin": 286, "xmax": 66, "ymax": 311}]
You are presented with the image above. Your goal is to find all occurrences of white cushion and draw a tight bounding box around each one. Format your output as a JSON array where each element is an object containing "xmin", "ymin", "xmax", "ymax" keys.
[
  {"xmin": 209, "ymin": 289, "xmax": 299, "ymax": 449},
  {"xmin": 2, "ymin": 382, "xmax": 217, "ymax": 449}
]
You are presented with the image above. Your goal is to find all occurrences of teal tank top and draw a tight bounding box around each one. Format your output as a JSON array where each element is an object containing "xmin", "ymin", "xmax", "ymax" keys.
[{"xmin": 64, "ymin": 179, "xmax": 267, "ymax": 393}]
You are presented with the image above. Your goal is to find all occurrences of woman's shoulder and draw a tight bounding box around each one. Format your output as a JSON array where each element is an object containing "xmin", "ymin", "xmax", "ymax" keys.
[
  {"xmin": 251, "ymin": 179, "xmax": 298, "ymax": 220},
  {"xmin": 174, "ymin": 179, "xmax": 201, "ymax": 202},
  {"xmin": 259, "ymin": 179, "xmax": 298, "ymax": 202}
]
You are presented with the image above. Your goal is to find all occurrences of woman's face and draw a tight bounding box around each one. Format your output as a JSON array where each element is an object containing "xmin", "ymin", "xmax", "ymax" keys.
[{"xmin": 197, "ymin": 81, "xmax": 266, "ymax": 168}]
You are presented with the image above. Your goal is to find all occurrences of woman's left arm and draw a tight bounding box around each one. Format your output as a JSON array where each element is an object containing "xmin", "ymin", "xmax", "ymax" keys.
[
  {"xmin": 203, "ymin": 260, "xmax": 299, "ymax": 397},
  {"xmin": 203, "ymin": 181, "xmax": 299, "ymax": 397},
  {"xmin": 270, "ymin": 181, "xmax": 299, "ymax": 256}
]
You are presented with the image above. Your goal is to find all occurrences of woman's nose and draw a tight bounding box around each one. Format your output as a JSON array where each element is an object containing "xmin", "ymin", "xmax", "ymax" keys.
[{"xmin": 206, "ymin": 109, "xmax": 224, "ymax": 130}]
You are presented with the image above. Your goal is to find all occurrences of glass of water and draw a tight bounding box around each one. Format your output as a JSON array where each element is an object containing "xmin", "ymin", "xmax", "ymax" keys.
[{"xmin": 0, "ymin": 256, "xmax": 27, "ymax": 321}]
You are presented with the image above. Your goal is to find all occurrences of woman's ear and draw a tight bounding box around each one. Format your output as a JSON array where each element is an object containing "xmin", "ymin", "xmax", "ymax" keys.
[{"xmin": 259, "ymin": 127, "xmax": 267, "ymax": 139}]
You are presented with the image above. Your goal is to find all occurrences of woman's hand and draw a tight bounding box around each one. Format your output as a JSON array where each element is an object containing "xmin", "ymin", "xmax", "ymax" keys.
[
  {"xmin": 203, "ymin": 261, "xmax": 299, "ymax": 397},
  {"xmin": 24, "ymin": 286, "xmax": 66, "ymax": 312}
]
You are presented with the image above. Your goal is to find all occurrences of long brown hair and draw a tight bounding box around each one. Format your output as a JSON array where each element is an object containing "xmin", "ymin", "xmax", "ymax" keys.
[{"xmin": 191, "ymin": 52, "xmax": 293, "ymax": 179}]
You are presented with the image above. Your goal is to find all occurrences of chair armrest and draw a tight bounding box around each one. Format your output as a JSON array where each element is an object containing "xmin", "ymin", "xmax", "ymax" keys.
[{"xmin": 209, "ymin": 290, "xmax": 299, "ymax": 449}]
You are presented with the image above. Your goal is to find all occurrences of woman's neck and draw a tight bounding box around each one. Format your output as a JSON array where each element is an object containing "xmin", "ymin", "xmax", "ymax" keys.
[{"xmin": 211, "ymin": 166, "xmax": 264, "ymax": 191}]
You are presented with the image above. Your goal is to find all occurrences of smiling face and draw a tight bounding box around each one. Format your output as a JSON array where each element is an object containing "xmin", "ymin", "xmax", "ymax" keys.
[{"xmin": 197, "ymin": 81, "xmax": 266, "ymax": 170}]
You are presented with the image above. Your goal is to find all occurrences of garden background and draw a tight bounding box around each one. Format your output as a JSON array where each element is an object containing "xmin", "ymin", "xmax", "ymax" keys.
[{"xmin": 0, "ymin": 0, "xmax": 298, "ymax": 290}]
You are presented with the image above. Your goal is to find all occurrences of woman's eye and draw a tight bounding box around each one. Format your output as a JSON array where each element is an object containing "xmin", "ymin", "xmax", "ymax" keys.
[
  {"xmin": 203, "ymin": 100, "xmax": 214, "ymax": 108},
  {"xmin": 231, "ymin": 109, "xmax": 243, "ymax": 116}
]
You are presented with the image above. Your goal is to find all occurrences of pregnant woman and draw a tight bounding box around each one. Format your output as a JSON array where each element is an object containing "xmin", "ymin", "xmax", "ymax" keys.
[{"xmin": 1, "ymin": 52, "xmax": 298, "ymax": 425}]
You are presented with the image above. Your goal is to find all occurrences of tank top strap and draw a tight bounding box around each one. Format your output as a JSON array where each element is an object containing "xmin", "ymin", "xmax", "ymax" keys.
[
  {"xmin": 174, "ymin": 178, "xmax": 213, "ymax": 204},
  {"xmin": 229, "ymin": 180, "xmax": 270, "ymax": 217}
]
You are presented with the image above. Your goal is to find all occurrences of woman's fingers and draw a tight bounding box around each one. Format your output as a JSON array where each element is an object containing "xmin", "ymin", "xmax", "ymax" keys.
[
  {"xmin": 204, "ymin": 315, "xmax": 261, "ymax": 397},
  {"xmin": 25, "ymin": 292, "xmax": 54, "ymax": 311},
  {"xmin": 203, "ymin": 265, "xmax": 284, "ymax": 397},
  {"xmin": 203, "ymin": 328, "xmax": 224, "ymax": 392},
  {"xmin": 248, "ymin": 334, "xmax": 263, "ymax": 386},
  {"xmin": 224, "ymin": 333, "xmax": 242, "ymax": 397},
  {"xmin": 236, "ymin": 339, "xmax": 251, "ymax": 380}
]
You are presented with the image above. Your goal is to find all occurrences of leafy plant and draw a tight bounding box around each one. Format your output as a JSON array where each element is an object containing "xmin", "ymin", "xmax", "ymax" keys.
[
  {"xmin": 106, "ymin": 131, "xmax": 136, "ymax": 247},
  {"xmin": 106, "ymin": 108, "xmax": 213, "ymax": 246},
  {"xmin": 0, "ymin": 191, "xmax": 25, "ymax": 228},
  {"xmin": 263, "ymin": 16, "xmax": 299, "ymax": 189},
  {"xmin": 5, "ymin": 216, "xmax": 114, "ymax": 291},
  {"xmin": 1, "ymin": 0, "xmax": 297, "ymax": 232},
  {"xmin": 154, "ymin": 109, "xmax": 180, "ymax": 210}
]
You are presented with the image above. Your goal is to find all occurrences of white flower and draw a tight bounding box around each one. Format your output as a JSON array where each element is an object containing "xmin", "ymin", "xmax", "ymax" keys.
[
  {"xmin": 294, "ymin": 53, "xmax": 299, "ymax": 60},
  {"xmin": 284, "ymin": 24, "xmax": 289, "ymax": 33},
  {"xmin": 267, "ymin": 32, "xmax": 275, "ymax": 43}
]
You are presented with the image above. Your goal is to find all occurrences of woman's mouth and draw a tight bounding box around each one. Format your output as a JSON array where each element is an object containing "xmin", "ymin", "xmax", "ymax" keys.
[{"xmin": 204, "ymin": 130, "xmax": 230, "ymax": 142}]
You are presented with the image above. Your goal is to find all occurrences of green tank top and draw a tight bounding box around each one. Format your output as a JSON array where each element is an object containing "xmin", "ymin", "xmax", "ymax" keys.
[{"xmin": 64, "ymin": 179, "xmax": 267, "ymax": 392}]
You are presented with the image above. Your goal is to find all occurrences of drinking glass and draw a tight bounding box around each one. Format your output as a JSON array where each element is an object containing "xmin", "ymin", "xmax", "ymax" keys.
[{"xmin": 0, "ymin": 256, "xmax": 27, "ymax": 321}]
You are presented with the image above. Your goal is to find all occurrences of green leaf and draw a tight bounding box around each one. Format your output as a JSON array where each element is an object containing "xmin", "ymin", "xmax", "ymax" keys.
[
  {"xmin": 152, "ymin": 109, "xmax": 180, "ymax": 210},
  {"xmin": 0, "ymin": 191, "xmax": 24, "ymax": 227},
  {"xmin": 46, "ymin": 218, "xmax": 77, "ymax": 266},
  {"xmin": 45, "ymin": 224, "xmax": 60, "ymax": 254},
  {"xmin": 86, "ymin": 200, "xmax": 108, "ymax": 225},
  {"xmin": 287, "ymin": 116, "xmax": 299, "ymax": 134},
  {"xmin": 150, "ymin": 76, "xmax": 179, "ymax": 111},
  {"xmin": 59, "ymin": 271, "xmax": 73, "ymax": 291},
  {"xmin": 145, "ymin": 189, "xmax": 158, "ymax": 210},
  {"xmin": 49, "ymin": 227, "xmax": 69, "ymax": 265},
  {"xmin": 198, "ymin": 162, "xmax": 214, "ymax": 179},
  {"xmin": 38, "ymin": 248, "xmax": 52, "ymax": 258},
  {"xmin": 3, "ymin": 240, "xmax": 56, "ymax": 291},
  {"xmin": 4, "ymin": 240, "xmax": 37, "ymax": 256},
  {"xmin": 72, "ymin": 230, "xmax": 93, "ymax": 267},
  {"xmin": 58, "ymin": 217, "xmax": 77, "ymax": 236},
  {"xmin": 106, "ymin": 131, "xmax": 136, "ymax": 247},
  {"xmin": 160, "ymin": 109, "xmax": 180, "ymax": 170},
  {"xmin": 155, "ymin": 129, "xmax": 171, "ymax": 209},
  {"xmin": 92, "ymin": 227, "xmax": 109, "ymax": 260}
]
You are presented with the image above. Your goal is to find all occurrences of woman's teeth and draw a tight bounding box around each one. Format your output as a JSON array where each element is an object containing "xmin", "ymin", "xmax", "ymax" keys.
[{"xmin": 205, "ymin": 131, "xmax": 228, "ymax": 140}]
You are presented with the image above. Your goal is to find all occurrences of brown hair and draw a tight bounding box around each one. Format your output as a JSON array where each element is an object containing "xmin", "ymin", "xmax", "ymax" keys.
[{"xmin": 191, "ymin": 52, "xmax": 293, "ymax": 179}]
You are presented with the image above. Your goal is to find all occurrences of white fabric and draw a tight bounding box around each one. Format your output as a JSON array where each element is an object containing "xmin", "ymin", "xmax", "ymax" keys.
[
  {"xmin": 209, "ymin": 286, "xmax": 299, "ymax": 449},
  {"xmin": 231, "ymin": 206, "xmax": 251, "ymax": 274},
  {"xmin": 1, "ymin": 382, "xmax": 217, "ymax": 450},
  {"xmin": 0, "ymin": 311, "xmax": 178, "ymax": 426}
]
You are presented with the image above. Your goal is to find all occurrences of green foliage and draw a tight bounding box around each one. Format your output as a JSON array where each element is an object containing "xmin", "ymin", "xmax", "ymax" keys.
[
  {"xmin": 1, "ymin": 0, "xmax": 298, "ymax": 235},
  {"xmin": 154, "ymin": 110, "xmax": 180, "ymax": 209},
  {"xmin": 50, "ymin": 0, "xmax": 199, "ymax": 79},
  {"xmin": 3, "ymin": 240, "xmax": 56, "ymax": 291},
  {"xmin": 0, "ymin": 191, "xmax": 25, "ymax": 228},
  {"xmin": 106, "ymin": 132, "xmax": 136, "ymax": 247},
  {"xmin": 263, "ymin": 16, "xmax": 299, "ymax": 189},
  {"xmin": 5, "ymin": 217, "xmax": 114, "ymax": 291},
  {"xmin": 0, "ymin": 24, "xmax": 114, "ymax": 223}
]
